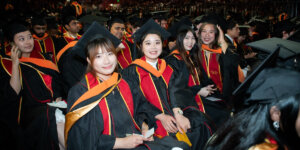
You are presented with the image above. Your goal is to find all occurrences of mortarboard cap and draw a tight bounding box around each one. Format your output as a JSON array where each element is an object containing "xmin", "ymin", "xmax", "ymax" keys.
[
  {"xmin": 243, "ymin": 67, "xmax": 300, "ymax": 106},
  {"xmin": 232, "ymin": 47, "xmax": 280, "ymax": 110},
  {"xmin": 200, "ymin": 13, "xmax": 227, "ymax": 32},
  {"xmin": 8, "ymin": 23, "xmax": 29, "ymax": 41},
  {"xmin": 72, "ymin": 21, "xmax": 121, "ymax": 59},
  {"xmin": 246, "ymin": 37, "xmax": 300, "ymax": 59},
  {"xmin": 132, "ymin": 18, "xmax": 171, "ymax": 44},
  {"xmin": 168, "ymin": 17, "xmax": 193, "ymax": 39}
]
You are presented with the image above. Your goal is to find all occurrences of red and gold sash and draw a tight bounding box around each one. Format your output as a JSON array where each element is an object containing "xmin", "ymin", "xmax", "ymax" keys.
[
  {"xmin": 33, "ymin": 36, "xmax": 57, "ymax": 63},
  {"xmin": 117, "ymin": 40, "xmax": 133, "ymax": 69},
  {"xmin": 122, "ymin": 32, "xmax": 134, "ymax": 44},
  {"xmin": 170, "ymin": 50, "xmax": 205, "ymax": 112},
  {"xmin": 1, "ymin": 56, "xmax": 58, "ymax": 123},
  {"xmin": 65, "ymin": 73, "xmax": 119, "ymax": 145},
  {"xmin": 201, "ymin": 45, "xmax": 223, "ymax": 93},
  {"xmin": 132, "ymin": 57, "xmax": 173, "ymax": 138},
  {"xmin": 63, "ymin": 33, "xmax": 81, "ymax": 43}
]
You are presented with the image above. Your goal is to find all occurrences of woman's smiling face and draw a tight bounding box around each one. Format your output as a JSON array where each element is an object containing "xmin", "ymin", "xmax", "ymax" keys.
[{"xmin": 141, "ymin": 33, "xmax": 162, "ymax": 63}]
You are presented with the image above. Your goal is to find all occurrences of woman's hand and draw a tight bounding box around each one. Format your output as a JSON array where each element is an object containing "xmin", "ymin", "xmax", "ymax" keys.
[
  {"xmin": 113, "ymin": 135, "xmax": 144, "ymax": 149},
  {"xmin": 174, "ymin": 113, "xmax": 191, "ymax": 134},
  {"xmin": 216, "ymin": 25, "xmax": 228, "ymax": 53},
  {"xmin": 55, "ymin": 97, "xmax": 62, "ymax": 102},
  {"xmin": 141, "ymin": 122, "xmax": 153, "ymax": 141},
  {"xmin": 11, "ymin": 45, "xmax": 21, "ymax": 66},
  {"xmin": 198, "ymin": 84, "xmax": 217, "ymax": 97},
  {"xmin": 155, "ymin": 113, "xmax": 178, "ymax": 133}
]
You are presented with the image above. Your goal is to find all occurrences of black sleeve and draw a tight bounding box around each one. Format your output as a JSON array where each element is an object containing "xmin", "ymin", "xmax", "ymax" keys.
[
  {"xmin": 66, "ymin": 84, "xmax": 116, "ymax": 150},
  {"xmin": 59, "ymin": 49, "xmax": 87, "ymax": 97},
  {"xmin": 52, "ymin": 71, "xmax": 66, "ymax": 100},
  {"xmin": 220, "ymin": 49, "xmax": 240, "ymax": 102},
  {"xmin": 168, "ymin": 66, "xmax": 198, "ymax": 109}
]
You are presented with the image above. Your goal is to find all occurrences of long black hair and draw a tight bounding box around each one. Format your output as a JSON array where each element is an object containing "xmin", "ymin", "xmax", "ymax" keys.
[
  {"xmin": 205, "ymin": 94, "xmax": 300, "ymax": 150},
  {"xmin": 175, "ymin": 27, "xmax": 201, "ymax": 80}
]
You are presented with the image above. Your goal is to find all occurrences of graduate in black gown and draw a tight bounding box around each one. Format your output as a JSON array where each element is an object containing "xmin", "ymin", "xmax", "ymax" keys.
[
  {"xmin": 0, "ymin": 23, "xmax": 64, "ymax": 150},
  {"xmin": 165, "ymin": 25, "xmax": 217, "ymax": 113},
  {"xmin": 122, "ymin": 19, "xmax": 214, "ymax": 150},
  {"xmin": 65, "ymin": 33, "xmax": 189, "ymax": 150}
]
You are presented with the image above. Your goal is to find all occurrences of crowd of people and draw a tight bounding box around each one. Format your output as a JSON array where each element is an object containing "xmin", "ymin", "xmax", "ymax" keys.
[{"xmin": 1, "ymin": 0, "xmax": 300, "ymax": 150}]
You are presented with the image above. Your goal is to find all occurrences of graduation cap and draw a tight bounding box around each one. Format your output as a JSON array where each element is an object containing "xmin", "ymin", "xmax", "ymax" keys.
[
  {"xmin": 243, "ymin": 67, "xmax": 300, "ymax": 106},
  {"xmin": 232, "ymin": 47, "xmax": 279, "ymax": 110},
  {"xmin": 8, "ymin": 23, "xmax": 29, "ymax": 41},
  {"xmin": 72, "ymin": 21, "xmax": 121, "ymax": 59},
  {"xmin": 200, "ymin": 13, "xmax": 227, "ymax": 33},
  {"xmin": 246, "ymin": 37, "xmax": 300, "ymax": 59},
  {"xmin": 168, "ymin": 17, "xmax": 193, "ymax": 39},
  {"xmin": 132, "ymin": 18, "xmax": 171, "ymax": 44}
]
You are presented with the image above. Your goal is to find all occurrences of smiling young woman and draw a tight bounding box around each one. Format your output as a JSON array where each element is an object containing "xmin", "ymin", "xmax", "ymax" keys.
[
  {"xmin": 122, "ymin": 19, "xmax": 214, "ymax": 150},
  {"xmin": 0, "ymin": 23, "xmax": 64, "ymax": 149},
  {"xmin": 65, "ymin": 35, "xmax": 189, "ymax": 150}
]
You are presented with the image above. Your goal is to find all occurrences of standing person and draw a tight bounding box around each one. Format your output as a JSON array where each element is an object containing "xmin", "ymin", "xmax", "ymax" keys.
[
  {"xmin": 224, "ymin": 19, "xmax": 245, "ymax": 82},
  {"xmin": 65, "ymin": 35, "xmax": 189, "ymax": 150},
  {"xmin": 0, "ymin": 23, "xmax": 64, "ymax": 150},
  {"xmin": 205, "ymin": 68, "xmax": 300, "ymax": 150},
  {"xmin": 122, "ymin": 19, "xmax": 214, "ymax": 150}
]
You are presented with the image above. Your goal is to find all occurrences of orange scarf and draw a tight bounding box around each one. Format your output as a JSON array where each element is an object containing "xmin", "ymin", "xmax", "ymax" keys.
[{"xmin": 201, "ymin": 44, "xmax": 222, "ymax": 54}]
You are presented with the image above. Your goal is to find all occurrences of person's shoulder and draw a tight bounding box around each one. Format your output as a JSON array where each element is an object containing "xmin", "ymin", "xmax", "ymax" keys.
[{"xmin": 67, "ymin": 78, "xmax": 88, "ymax": 105}]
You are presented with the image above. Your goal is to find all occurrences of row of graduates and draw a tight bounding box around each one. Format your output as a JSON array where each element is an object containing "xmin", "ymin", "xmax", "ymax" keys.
[
  {"xmin": 0, "ymin": 15, "xmax": 242, "ymax": 150},
  {"xmin": 1, "ymin": 15, "xmax": 82, "ymax": 65}
]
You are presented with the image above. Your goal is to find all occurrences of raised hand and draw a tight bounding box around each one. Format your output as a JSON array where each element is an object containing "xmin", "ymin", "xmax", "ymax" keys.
[
  {"xmin": 11, "ymin": 45, "xmax": 21, "ymax": 65},
  {"xmin": 216, "ymin": 25, "xmax": 228, "ymax": 53}
]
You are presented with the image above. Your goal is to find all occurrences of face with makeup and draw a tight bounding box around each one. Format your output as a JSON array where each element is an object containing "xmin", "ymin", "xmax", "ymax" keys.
[
  {"xmin": 13, "ymin": 30, "xmax": 34, "ymax": 54},
  {"xmin": 200, "ymin": 24, "xmax": 216, "ymax": 46},
  {"xmin": 141, "ymin": 33, "xmax": 162, "ymax": 63},
  {"xmin": 87, "ymin": 46, "xmax": 117, "ymax": 81},
  {"xmin": 183, "ymin": 31, "xmax": 196, "ymax": 51}
]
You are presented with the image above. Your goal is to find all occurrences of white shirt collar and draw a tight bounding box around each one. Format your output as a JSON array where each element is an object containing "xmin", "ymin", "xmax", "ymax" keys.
[
  {"xmin": 225, "ymin": 34, "xmax": 234, "ymax": 44},
  {"xmin": 146, "ymin": 60, "xmax": 158, "ymax": 70}
]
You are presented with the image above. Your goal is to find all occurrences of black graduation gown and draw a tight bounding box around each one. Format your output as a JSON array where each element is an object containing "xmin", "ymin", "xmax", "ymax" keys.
[
  {"xmin": 0, "ymin": 56, "xmax": 63, "ymax": 150},
  {"xmin": 122, "ymin": 58, "xmax": 214, "ymax": 150},
  {"xmin": 165, "ymin": 51, "xmax": 231, "ymax": 128},
  {"xmin": 66, "ymin": 73, "xmax": 189, "ymax": 150},
  {"xmin": 56, "ymin": 44, "xmax": 87, "ymax": 96}
]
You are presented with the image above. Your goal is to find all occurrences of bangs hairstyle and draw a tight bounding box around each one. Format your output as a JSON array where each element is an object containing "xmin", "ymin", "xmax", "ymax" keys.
[
  {"xmin": 85, "ymin": 37, "xmax": 118, "ymax": 74},
  {"xmin": 176, "ymin": 27, "xmax": 201, "ymax": 79},
  {"xmin": 137, "ymin": 30, "xmax": 163, "ymax": 58},
  {"xmin": 198, "ymin": 22, "xmax": 220, "ymax": 49}
]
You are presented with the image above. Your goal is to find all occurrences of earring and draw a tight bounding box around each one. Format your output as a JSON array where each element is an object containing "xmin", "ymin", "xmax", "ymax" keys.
[{"xmin": 273, "ymin": 121, "xmax": 280, "ymax": 131}]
